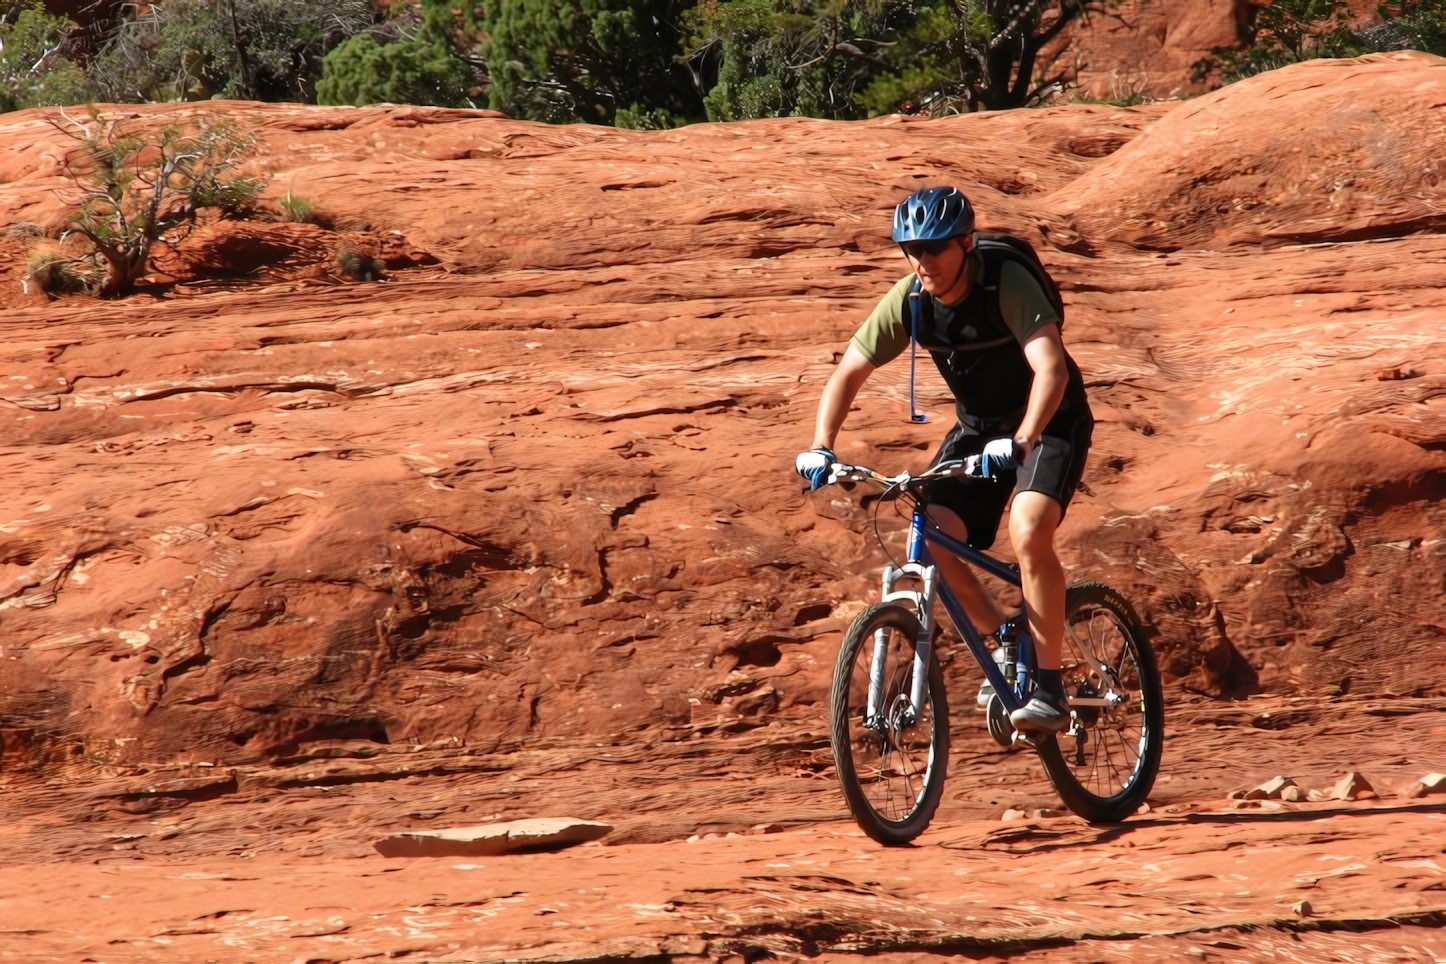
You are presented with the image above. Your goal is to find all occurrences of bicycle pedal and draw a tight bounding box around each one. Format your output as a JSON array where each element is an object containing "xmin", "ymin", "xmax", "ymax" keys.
[{"xmin": 1011, "ymin": 730, "xmax": 1037, "ymax": 749}]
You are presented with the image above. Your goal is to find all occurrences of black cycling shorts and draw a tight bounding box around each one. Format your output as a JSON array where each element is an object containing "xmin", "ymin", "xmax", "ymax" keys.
[{"xmin": 919, "ymin": 416, "xmax": 1093, "ymax": 551}]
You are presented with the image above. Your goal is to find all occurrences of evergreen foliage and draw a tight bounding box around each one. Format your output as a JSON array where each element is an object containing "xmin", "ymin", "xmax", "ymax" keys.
[
  {"xmin": 0, "ymin": 1, "xmax": 91, "ymax": 112},
  {"xmin": 1199, "ymin": 0, "xmax": 1446, "ymax": 85},
  {"xmin": 1355, "ymin": 1, "xmax": 1446, "ymax": 56},
  {"xmin": 9, "ymin": 0, "xmax": 1446, "ymax": 126},
  {"xmin": 316, "ymin": 23, "xmax": 473, "ymax": 108},
  {"xmin": 50, "ymin": 109, "xmax": 268, "ymax": 297},
  {"xmin": 85, "ymin": 0, "xmax": 375, "ymax": 104},
  {"xmin": 686, "ymin": 0, "xmax": 1096, "ymax": 121},
  {"xmin": 433, "ymin": 0, "xmax": 706, "ymax": 125}
]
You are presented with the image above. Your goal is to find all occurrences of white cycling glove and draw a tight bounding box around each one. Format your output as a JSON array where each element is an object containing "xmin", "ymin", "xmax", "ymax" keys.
[
  {"xmin": 980, "ymin": 438, "xmax": 1024, "ymax": 478},
  {"xmin": 795, "ymin": 447, "xmax": 836, "ymax": 490}
]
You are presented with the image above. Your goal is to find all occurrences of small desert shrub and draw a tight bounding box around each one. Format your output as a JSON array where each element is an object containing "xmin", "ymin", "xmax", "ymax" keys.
[
  {"xmin": 26, "ymin": 243, "xmax": 90, "ymax": 296},
  {"xmin": 51, "ymin": 108, "xmax": 269, "ymax": 297},
  {"xmin": 279, "ymin": 189, "xmax": 317, "ymax": 224},
  {"xmin": 337, "ymin": 247, "xmax": 386, "ymax": 281}
]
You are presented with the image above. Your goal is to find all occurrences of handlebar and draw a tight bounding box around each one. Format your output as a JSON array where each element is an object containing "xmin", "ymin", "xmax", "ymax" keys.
[{"xmin": 825, "ymin": 453, "xmax": 1012, "ymax": 490}]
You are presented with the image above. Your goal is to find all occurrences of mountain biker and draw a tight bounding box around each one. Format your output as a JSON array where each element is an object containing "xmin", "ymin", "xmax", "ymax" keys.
[{"xmin": 796, "ymin": 186, "xmax": 1094, "ymax": 734}]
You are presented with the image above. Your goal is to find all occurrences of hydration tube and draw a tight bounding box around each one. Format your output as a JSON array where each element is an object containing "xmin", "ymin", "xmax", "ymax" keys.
[{"xmin": 907, "ymin": 288, "xmax": 927, "ymax": 423}]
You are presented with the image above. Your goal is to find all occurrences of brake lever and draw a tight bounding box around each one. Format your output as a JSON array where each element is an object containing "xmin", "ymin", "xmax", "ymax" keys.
[{"xmin": 926, "ymin": 455, "xmax": 987, "ymax": 479}]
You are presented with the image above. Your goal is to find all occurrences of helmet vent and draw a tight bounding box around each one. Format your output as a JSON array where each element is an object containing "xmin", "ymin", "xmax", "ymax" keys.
[{"xmin": 892, "ymin": 185, "xmax": 975, "ymax": 243}]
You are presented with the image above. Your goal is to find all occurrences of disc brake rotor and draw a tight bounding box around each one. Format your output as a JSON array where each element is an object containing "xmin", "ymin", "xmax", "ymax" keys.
[{"xmin": 885, "ymin": 692, "xmax": 915, "ymax": 749}]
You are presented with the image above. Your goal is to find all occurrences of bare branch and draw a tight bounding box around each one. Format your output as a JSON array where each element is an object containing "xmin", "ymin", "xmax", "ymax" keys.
[
  {"xmin": 51, "ymin": 107, "xmax": 93, "ymax": 142},
  {"xmin": 832, "ymin": 41, "xmax": 902, "ymax": 75},
  {"xmin": 988, "ymin": 0, "xmax": 1048, "ymax": 52},
  {"xmin": 1025, "ymin": 69, "xmax": 1070, "ymax": 102},
  {"xmin": 786, "ymin": 52, "xmax": 830, "ymax": 71},
  {"xmin": 1033, "ymin": 0, "xmax": 1086, "ymax": 49}
]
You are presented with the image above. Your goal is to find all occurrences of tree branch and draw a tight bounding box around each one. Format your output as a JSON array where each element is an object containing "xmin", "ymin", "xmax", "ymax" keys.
[
  {"xmin": 832, "ymin": 41, "xmax": 902, "ymax": 75},
  {"xmin": 988, "ymin": 0, "xmax": 1048, "ymax": 53},
  {"xmin": 1025, "ymin": 68, "xmax": 1070, "ymax": 102},
  {"xmin": 1033, "ymin": 0, "xmax": 1086, "ymax": 49}
]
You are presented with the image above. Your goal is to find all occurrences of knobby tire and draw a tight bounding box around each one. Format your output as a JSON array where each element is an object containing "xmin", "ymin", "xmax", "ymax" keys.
[
  {"xmin": 1036, "ymin": 581, "xmax": 1164, "ymax": 822},
  {"xmin": 830, "ymin": 602, "xmax": 950, "ymax": 845}
]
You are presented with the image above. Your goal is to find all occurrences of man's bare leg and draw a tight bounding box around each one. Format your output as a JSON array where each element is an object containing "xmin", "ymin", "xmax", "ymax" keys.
[
  {"xmin": 924, "ymin": 504, "xmax": 1006, "ymax": 633},
  {"xmin": 1006, "ymin": 491, "xmax": 1072, "ymax": 732},
  {"xmin": 1007, "ymin": 491, "xmax": 1066, "ymax": 670}
]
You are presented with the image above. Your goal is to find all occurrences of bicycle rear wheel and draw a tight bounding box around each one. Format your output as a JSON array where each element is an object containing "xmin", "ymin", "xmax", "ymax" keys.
[
  {"xmin": 1037, "ymin": 582, "xmax": 1163, "ymax": 822},
  {"xmin": 830, "ymin": 603, "xmax": 949, "ymax": 845}
]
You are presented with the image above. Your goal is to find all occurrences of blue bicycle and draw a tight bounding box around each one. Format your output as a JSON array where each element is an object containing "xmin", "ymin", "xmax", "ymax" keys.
[{"xmin": 825, "ymin": 456, "xmax": 1163, "ymax": 844}]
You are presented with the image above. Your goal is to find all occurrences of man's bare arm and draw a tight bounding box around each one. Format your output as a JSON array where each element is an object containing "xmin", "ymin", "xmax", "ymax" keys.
[
  {"xmin": 1015, "ymin": 323, "xmax": 1069, "ymax": 453},
  {"xmin": 811, "ymin": 344, "xmax": 877, "ymax": 450}
]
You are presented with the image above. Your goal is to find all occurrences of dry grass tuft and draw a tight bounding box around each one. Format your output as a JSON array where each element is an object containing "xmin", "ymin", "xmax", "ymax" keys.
[
  {"xmin": 279, "ymin": 189, "xmax": 317, "ymax": 224},
  {"xmin": 26, "ymin": 243, "xmax": 91, "ymax": 296}
]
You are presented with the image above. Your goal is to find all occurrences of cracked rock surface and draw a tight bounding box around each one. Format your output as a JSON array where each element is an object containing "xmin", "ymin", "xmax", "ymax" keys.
[
  {"xmin": 0, "ymin": 707, "xmax": 1443, "ymax": 963},
  {"xmin": 0, "ymin": 51, "xmax": 1443, "ymax": 962}
]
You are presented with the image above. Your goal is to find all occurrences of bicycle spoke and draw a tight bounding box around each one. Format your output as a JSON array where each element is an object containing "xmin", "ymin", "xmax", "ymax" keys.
[
  {"xmin": 841, "ymin": 616, "xmax": 939, "ymax": 825},
  {"xmin": 1110, "ymin": 728, "xmax": 1133, "ymax": 786},
  {"xmin": 1064, "ymin": 600, "xmax": 1152, "ymax": 797}
]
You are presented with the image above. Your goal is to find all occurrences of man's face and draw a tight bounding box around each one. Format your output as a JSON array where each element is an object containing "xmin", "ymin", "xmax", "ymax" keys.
[{"xmin": 902, "ymin": 235, "xmax": 970, "ymax": 296}]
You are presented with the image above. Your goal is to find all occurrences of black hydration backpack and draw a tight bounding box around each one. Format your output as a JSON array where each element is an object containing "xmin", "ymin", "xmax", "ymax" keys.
[
  {"xmin": 972, "ymin": 233, "xmax": 1065, "ymax": 327},
  {"xmin": 907, "ymin": 233, "xmax": 1065, "ymax": 342},
  {"xmin": 903, "ymin": 233, "xmax": 1064, "ymax": 422}
]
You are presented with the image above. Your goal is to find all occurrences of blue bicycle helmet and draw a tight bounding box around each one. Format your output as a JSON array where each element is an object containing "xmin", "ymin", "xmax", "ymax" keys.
[{"xmin": 892, "ymin": 186, "xmax": 975, "ymax": 243}]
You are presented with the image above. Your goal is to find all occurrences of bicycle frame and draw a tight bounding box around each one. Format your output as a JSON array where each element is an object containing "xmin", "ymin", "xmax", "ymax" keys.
[{"xmin": 872, "ymin": 508, "xmax": 1028, "ymax": 724}]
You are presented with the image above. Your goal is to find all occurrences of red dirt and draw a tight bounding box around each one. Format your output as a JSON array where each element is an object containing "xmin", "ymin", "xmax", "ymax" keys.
[{"xmin": 0, "ymin": 53, "xmax": 1443, "ymax": 962}]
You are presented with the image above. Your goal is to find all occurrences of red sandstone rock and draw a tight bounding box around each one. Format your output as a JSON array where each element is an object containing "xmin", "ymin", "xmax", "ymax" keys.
[
  {"xmin": 1, "ymin": 59, "xmax": 1445, "ymax": 963},
  {"xmin": 1051, "ymin": 52, "xmax": 1446, "ymax": 250},
  {"xmin": 373, "ymin": 816, "xmax": 612, "ymax": 857},
  {"xmin": 1406, "ymin": 772, "xmax": 1446, "ymax": 798},
  {"xmin": 1330, "ymin": 770, "xmax": 1378, "ymax": 800},
  {"xmin": 1059, "ymin": 0, "xmax": 1385, "ymax": 101},
  {"xmin": 0, "ymin": 54, "xmax": 1440, "ymax": 782},
  {"xmin": 1244, "ymin": 775, "xmax": 1295, "ymax": 799},
  {"xmin": 1060, "ymin": 0, "xmax": 1253, "ymax": 100}
]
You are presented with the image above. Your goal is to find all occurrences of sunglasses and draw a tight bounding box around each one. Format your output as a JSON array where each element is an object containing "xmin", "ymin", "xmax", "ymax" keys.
[{"xmin": 901, "ymin": 238, "xmax": 957, "ymax": 259}]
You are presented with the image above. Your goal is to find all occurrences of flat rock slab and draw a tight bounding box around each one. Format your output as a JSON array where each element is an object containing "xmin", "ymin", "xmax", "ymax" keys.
[{"xmin": 374, "ymin": 818, "xmax": 613, "ymax": 858}]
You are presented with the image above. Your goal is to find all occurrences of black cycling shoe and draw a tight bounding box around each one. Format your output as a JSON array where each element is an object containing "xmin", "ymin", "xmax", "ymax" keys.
[{"xmin": 1009, "ymin": 692, "xmax": 1071, "ymax": 733}]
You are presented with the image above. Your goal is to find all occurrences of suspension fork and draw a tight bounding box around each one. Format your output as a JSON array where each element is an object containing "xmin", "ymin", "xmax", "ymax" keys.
[
  {"xmin": 906, "ymin": 513, "xmax": 933, "ymax": 720},
  {"xmin": 866, "ymin": 512, "xmax": 935, "ymax": 726}
]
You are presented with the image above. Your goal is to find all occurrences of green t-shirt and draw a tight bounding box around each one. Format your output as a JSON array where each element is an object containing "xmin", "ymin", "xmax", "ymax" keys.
[{"xmin": 850, "ymin": 254, "xmax": 1060, "ymax": 366}]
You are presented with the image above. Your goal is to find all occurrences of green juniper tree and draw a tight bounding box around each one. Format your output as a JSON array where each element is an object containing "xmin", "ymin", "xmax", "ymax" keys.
[
  {"xmin": 1197, "ymin": 0, "xmax": 1446, "ymax": 86},
  {"xmin": 0, "ymin": 1, "xmax": 92, "ymax": 112},
  {"xmin": 431, "ymin": 0, "xmax": 706, "ymax": 125},
  {"xmin": 687, "ymin": 0, "xmax": 1103, "ymax": 121},
  {"xmin": 316, "ymin": 4, "xmax": 475, "ymax": 108}
]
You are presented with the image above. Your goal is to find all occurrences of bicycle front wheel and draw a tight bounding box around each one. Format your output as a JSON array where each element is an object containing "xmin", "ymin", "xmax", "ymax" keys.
[
  {"xmin": 1037, "ymin": 581, "xmax": 1163, "ymax": 822},
  {"xmin": 829, "ymin": 603, "xmax": 950, "ymax": 845}
]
